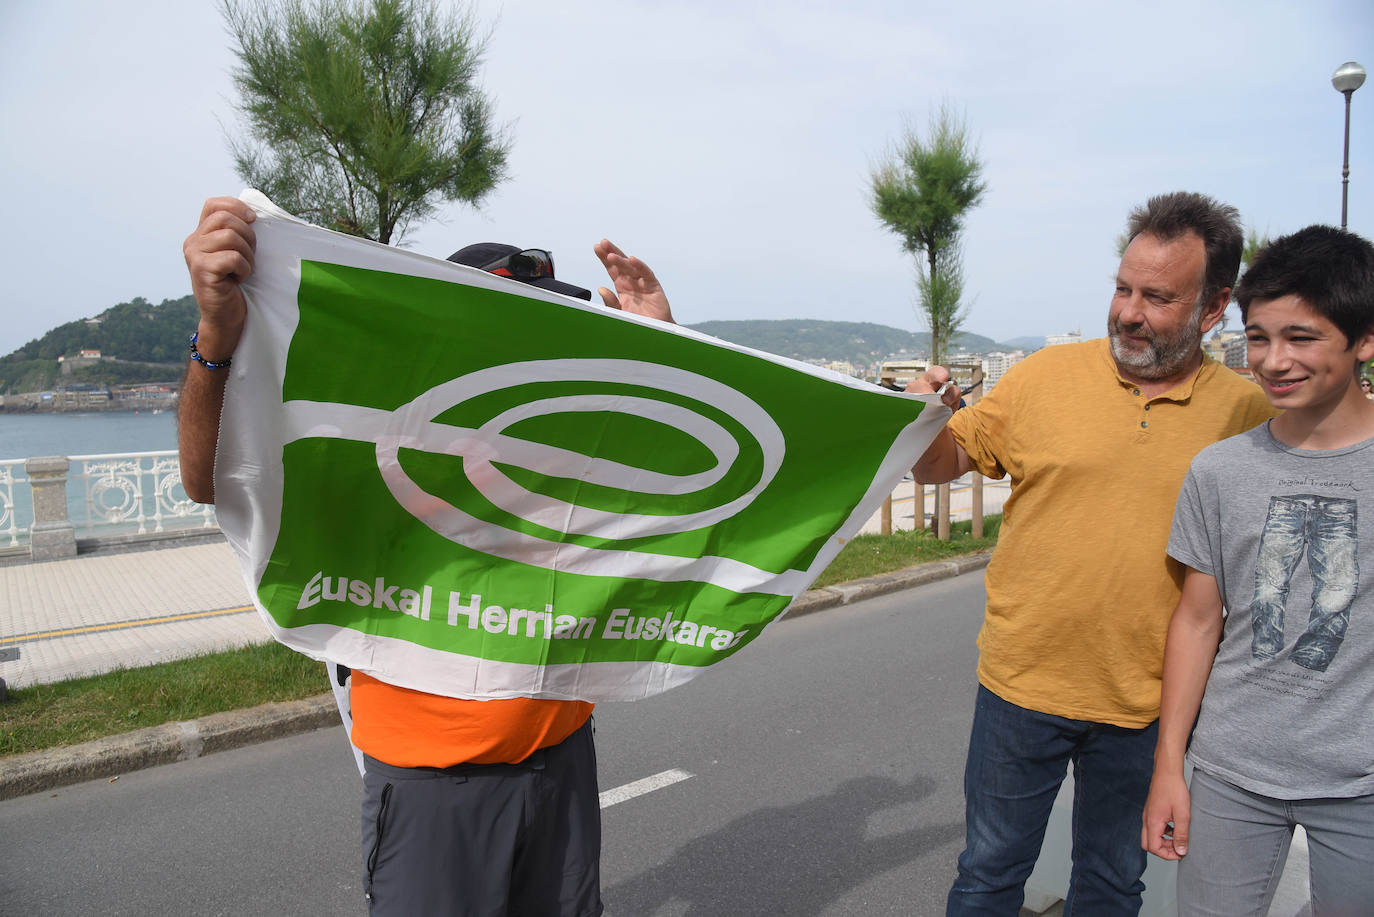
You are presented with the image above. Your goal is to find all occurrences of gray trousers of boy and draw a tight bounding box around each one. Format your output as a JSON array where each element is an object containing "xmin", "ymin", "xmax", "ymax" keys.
[{"xmin": 1178, "ymin": 768, "xmax": 1374, "ymax": 917}]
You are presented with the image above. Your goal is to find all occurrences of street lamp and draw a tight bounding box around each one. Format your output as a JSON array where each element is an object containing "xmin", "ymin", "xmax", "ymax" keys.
[{"xmin": 1332, "ymin": 61, "xmax": 1366, "ymax": 229}]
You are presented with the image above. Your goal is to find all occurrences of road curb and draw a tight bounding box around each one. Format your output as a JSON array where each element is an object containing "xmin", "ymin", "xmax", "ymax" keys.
[
  {"xmin": 1, "ymin": 552, "xmax": 991, "ymax": 800},
  {"xmin": 787, "ymin": 551, "xmax": 990, "ymax": 618},
  {"xmin": 0, "ymin": 694, "xmax": 339, "ymax": 801}
]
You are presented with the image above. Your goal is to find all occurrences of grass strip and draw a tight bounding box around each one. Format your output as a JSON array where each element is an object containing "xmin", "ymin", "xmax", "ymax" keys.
[
  {"xmin": 1, "ymin": 517, "xmax": 999, "ymax": 757},
  {"xmin": 1, "ymin": 641, "xmax": 325, "ymax": 758},
  {"xmin": 811, "ymin": 515, "xmax": 1000, "ymax": 587}
]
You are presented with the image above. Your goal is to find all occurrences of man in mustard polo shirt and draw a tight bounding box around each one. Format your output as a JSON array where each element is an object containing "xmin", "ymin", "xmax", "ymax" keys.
[
  {"xmin": 911, "ymin": 191, "xmax": 1275, "ymax": 916},
  {"xmin": 180, "ymin": 196, "xmax": 673, "ymax": 916}
]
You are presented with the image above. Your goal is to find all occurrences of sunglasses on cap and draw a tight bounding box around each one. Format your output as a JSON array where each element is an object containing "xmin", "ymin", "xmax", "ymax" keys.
[{"xmin": 481, "ymin": 248, "xmax": 555, "ymax": 281}]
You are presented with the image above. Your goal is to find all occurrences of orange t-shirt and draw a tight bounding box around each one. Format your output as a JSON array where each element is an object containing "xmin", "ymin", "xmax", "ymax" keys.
[{"xmin": 349, "ymin": 672, "xmax": 594, "ymax": 767}]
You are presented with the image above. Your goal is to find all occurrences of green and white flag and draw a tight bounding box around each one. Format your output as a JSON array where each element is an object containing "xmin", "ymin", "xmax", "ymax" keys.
[{"xmin": 215, "ymin": 190, "xmax": 950, "ymax": 702}]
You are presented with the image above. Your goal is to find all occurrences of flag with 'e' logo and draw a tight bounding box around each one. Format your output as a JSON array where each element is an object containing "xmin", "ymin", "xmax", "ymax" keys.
[{"xmin": 214, "ymin": 190, "xmax": 949, "ymax": 701}]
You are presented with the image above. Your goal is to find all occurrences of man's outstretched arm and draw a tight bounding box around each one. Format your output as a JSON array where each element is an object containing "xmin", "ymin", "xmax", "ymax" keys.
[
  {"xmin": 178, "ymin": 197, "xmax": 257, "ymax": 505},
  {"xmin": 906, "ymin": 366, "xmax": 970, "ymax": 483}
]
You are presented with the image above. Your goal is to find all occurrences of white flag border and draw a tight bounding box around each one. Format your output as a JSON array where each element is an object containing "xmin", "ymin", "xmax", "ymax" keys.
[{"xmin": 214, "ymin": 190, "xmax": 951, "ymax": 702}]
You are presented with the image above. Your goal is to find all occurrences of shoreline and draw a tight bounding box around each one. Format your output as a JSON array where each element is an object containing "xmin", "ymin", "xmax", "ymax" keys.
[{"xmin": 0, "ymin": 399, "xmax": 178, "ymax": 415}]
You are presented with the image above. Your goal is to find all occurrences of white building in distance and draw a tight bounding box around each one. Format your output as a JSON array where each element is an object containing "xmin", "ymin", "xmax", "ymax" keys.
[
  {"xmin": 1045, "ymin": 330, "xmax": 1083, "ymax": 347},
  {"xmin": 983, "ymin": 351, "xmax": 1027, "ymax": 391}
]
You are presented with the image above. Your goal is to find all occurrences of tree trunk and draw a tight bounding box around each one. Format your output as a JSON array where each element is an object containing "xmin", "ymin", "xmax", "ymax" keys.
[{"xmin": 927, "ymin": 247, "xmax": 940, "ymax": 365}]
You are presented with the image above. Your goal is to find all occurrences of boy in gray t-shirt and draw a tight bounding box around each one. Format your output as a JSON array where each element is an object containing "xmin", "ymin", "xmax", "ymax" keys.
[{"xmin": 1141, "ymin": 225, "xmax": 1374, "ymax": 917}]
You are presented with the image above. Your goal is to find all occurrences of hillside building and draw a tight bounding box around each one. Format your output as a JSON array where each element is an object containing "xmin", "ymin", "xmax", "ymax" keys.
[{"xmin": 57, "ymin": 349, "xmax": 106, "ymax": 376}]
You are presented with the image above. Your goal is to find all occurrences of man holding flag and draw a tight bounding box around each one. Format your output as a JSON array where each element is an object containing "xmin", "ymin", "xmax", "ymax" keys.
[
  {"xmin": 909, "ymin": 192, "xmax": 1276, "ymax": 915},
  {"xmin": 181, "ymin": 195, "xmax": 672, "ymax": 917}
]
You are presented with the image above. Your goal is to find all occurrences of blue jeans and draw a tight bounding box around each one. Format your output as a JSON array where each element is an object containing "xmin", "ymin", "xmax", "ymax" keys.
[
  {"xmin": 1251, "ymin": 494, "xmax": 1359, "ymax": 672},
  {"xmin": 947, "ymin": 686, "xmax": 1158, "ymax": 916},
  {"xmin": 1178, "ymin": 768, "xmax": 1374, "ymax": 916}
]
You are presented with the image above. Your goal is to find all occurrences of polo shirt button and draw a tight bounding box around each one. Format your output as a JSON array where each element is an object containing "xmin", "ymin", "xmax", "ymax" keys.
[
  {"xmin": 1144, "ymin": 404, "xmax": 1151, "ymax": 411},
  {"xmin": 1141, "ymin": 421, "xmax": 1149, "ymax": 429},
  {"xmin": 1133, "ymin": 389, "xmax": 1141, "ymax": 396}
]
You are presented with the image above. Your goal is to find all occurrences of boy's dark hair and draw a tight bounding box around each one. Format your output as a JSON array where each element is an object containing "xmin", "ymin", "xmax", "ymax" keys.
[
  {"xmin": 1126, "ymin": 192, "xmax": 1243, "ymax": 309},
  {"xmin": 1236, "ymin": 225, "xmax": 1374, "ymax": 346}
]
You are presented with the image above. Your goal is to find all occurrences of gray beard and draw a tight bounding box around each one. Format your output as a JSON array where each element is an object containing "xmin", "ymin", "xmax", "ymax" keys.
[{"xmin": 1108, "ymin": 309, "xmax": 1204, "ymax": 381}]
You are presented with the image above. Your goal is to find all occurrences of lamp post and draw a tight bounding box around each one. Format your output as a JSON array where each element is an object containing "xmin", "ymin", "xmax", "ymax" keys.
[{"xmin": 1332, "ymin": 61, "xmax": 1366, "ymax": 229}]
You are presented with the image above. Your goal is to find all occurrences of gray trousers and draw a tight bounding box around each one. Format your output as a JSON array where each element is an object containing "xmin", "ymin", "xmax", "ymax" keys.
[
  {"xmin": 361, "ymin": 718, "xmax": 602, "ymax": 916},
  {"xmin": 1178, "ymin": 768, "xmax": 1374, "ymax": 917}
]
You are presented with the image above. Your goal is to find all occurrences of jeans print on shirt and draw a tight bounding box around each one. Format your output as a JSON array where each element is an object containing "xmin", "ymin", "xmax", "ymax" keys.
[{"xmin": 1251, "ymin": 494, "xmax": 1359, "ymax": 672}]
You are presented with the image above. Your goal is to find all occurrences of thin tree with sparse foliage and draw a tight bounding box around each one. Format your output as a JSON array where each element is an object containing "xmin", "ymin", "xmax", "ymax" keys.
[
  {"xmin": 870, "ymin": 105, "xmax": 986, "ymax": 365},
  {"xmin": 222, "ymin": 0, "xmax": 510, "ymax": 245}
]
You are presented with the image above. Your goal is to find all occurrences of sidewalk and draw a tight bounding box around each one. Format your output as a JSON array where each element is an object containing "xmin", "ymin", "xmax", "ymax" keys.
[
  {"xmin": 0, "ymin": 501, "xmax": 997, "ymax": 799},
  {"xmin": 0, "ymin": 541, "xmax": 267, "ymax": 690}
]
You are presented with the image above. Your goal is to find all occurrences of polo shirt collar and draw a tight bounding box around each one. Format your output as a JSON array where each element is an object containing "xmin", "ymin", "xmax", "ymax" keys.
[{"xmin": 1100, "ymin": 337, "xmax": 1214, "ymax": 402}]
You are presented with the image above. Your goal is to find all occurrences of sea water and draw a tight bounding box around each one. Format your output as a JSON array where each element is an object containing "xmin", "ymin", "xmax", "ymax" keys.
[
  {"xmin": 0, "ymin": 411, "xmax": 179, "ymax": 461},
  {"xmin": 0, "ymin": 411, "xmax": 188, "ymax": 543}
]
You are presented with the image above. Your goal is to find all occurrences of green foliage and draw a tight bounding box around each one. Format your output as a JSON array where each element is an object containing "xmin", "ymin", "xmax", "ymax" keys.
[
  {"xmin": 871, "ymin": 104, "xmax": 986, "ymax": 364},
  {"xmin": 223, "ymin": 0, "xmax": 511, "ymax": 244},
  {"xmin": 67, "ymin": 362, "xmax": 182, "ymax": 385},
  {"xmin": 0, "ymin": 360, "xmax": 59, "ymax": 394},
  {"xmin": 1242, "ymin": 228, "xmax": 1270, "ymax": 269},
  {"xmin": 811, "ymin": 514, "xmax": 999, "ymax": 588},
  {"xmin": 915, "ymin": 244, "xmax": 969, "ymax": 361},
  {"xmin": 0, "ymin": 295, "xmax": 196, "ymax": 394}
]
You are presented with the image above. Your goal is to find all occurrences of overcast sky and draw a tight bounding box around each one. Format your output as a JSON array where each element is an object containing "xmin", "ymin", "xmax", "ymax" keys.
[{"xmin": 1, "ymin": 0, "xmax": 1371, "ymax": 357}]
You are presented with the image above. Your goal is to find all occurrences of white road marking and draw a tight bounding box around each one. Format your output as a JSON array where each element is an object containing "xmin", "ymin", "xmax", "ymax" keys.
[{"xmin": 599, "ymin": 768, "xmax": 694, "ymax": 809}]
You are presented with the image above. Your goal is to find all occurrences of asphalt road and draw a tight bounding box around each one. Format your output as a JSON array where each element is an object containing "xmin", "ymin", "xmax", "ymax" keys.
[{"xmin": 0, "ymin": 575, "xmax": 987, "ymax": 916}]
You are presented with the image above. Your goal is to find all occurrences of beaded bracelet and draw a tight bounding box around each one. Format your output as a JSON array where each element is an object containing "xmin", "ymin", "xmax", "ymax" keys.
[{"xmin": 188, "ymin": 332, "xmax": 232, "ymax": 370}]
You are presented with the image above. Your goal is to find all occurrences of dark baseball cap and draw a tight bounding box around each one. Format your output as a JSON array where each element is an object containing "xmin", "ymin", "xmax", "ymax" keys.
[{"xmin": 447, "ymin": 242, "xmax": 593, "ymax": 301}]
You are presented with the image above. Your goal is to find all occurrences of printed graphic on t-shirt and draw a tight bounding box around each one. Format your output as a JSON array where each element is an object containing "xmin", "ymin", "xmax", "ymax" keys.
[{"xmin": 1250, "ymin": 493, "xmax": 1359, "ymax": 672}]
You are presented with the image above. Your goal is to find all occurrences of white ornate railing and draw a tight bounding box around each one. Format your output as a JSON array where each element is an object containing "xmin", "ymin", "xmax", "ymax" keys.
[
  {"xmin": 68, "ymin": 451, "xmax": 217, "ymax": 534},
  {"xmin": 0, "ymin": 458, "xmax": 25, "ymax": 547},
  {"xmin": 0, "ymin": 451, "xmax": 216, "ymax": 551}
]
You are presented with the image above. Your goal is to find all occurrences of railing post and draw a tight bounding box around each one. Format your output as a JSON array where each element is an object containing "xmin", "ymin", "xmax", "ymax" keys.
[
  {"xmin": 880, "ymin": 494, "xmax": 892, "ymax": 535},
  {"xmin": 972, "ymin": 475, "xmax": 984, "ymax": 538},
  {"xmin": 26, "ymin": 456, "xmax": 77, "ymax": 560}
]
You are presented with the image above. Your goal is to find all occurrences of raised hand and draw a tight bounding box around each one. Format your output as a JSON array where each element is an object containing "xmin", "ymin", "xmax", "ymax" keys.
[
  {"xmin": 593, "ymin": 238, "xmax": 674, "ymax": 324},
  {"xmin": 183, "ymin": 196, "xmax": 258, "ymax": 360}
]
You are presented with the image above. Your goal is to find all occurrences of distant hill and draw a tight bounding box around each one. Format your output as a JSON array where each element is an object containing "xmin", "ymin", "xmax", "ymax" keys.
[
  {"xmin": 999, "ymin": 335, "xmax": 1046, "ymax": 352},
  {"xmin": 2, "ymin": 303, "xmax": 1043, "ymax": 395},
  {"xmin": 686, "ymin": 320, "xmax": 1022, "ymax": 366},
  {"xmin": 0, "ymin": 295, "xmax": 197, "ymax": 394}
]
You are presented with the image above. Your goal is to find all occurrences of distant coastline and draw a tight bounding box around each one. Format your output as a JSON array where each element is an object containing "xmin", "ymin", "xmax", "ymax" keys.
[
  {"xmin": 0, "ymin": 403, "xmax": 176, "ymax": 415},
  {"xmin": 0, "ymin": 392, "xmax": 178, "ymax": 415}
]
